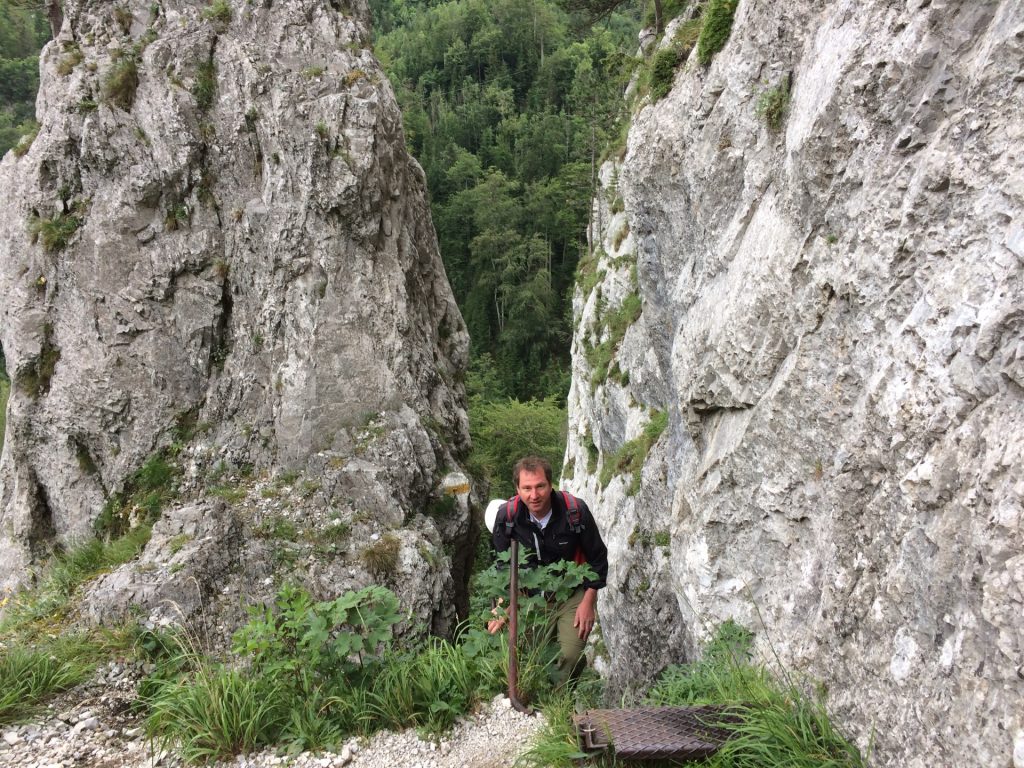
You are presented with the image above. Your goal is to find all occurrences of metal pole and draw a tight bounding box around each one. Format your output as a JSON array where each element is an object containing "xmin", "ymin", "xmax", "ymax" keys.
[{"xmin": 508, "ymin": 538, "xmax": 532, "ymax": 714}]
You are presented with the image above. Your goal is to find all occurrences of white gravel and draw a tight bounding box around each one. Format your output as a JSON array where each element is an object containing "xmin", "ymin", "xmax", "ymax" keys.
[{"xmin": 0, "ymin": 663, "xmax": 546, "ymax": 768}]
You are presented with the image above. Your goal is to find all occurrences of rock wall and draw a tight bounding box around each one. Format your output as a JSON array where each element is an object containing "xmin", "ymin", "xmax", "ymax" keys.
[
  {"xmin": 564, "ymin": 1, "xmax": 1024, "ymax": 766},
  {"xmin": 0, "ymin": 0, "xmax": 472, "ymax": 633}
]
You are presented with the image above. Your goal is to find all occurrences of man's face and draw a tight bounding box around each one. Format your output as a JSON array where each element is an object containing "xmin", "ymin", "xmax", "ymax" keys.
[{"xmin": 516, "ymin": 468, "xmax": 552, "ymax": 519}]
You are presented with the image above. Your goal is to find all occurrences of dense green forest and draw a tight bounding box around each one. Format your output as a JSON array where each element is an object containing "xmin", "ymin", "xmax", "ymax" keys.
[
  {"xmin": 371, "ymin": 0, "xmax": 641, "ymax": 407},
  {"xmin": 0, "ymin": 0, "xmax": 48, "ymax": 156}
]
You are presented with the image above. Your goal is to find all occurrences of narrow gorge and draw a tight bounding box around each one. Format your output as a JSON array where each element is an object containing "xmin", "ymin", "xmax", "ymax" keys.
[{"xmin": 0, "ymin": 1, "xmax": 1021, "ymax": 767}]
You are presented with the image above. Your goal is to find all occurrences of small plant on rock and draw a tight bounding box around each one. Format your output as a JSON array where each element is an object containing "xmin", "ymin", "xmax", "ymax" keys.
[
  {"xmin": 757, "ymin": 78, "xmax": 791, "ymax": 132},
  {"xmin": 697, "ymin": 0, "xmax": 739, "ymax": 66}
]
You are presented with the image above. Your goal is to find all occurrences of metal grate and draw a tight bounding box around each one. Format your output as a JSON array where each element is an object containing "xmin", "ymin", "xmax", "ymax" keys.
[{"xmin": 573, "ymin": 705, "xmax": 735, "ymax": 761}]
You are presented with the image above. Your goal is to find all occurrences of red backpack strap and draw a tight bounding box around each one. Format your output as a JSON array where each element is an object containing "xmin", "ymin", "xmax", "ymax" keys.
[
  {"xmin": 504, "ymin": 495, "xmax": 519, "ymax": 533},
  {"xmin": 561, "ymin": 491, "xmax": 583, "ymax": 533}
]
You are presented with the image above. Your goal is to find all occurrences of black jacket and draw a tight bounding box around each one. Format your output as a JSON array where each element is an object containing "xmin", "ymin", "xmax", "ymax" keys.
[{"xmin": 491, "ymin": 491, "xmax": 608, "ymax": 591}]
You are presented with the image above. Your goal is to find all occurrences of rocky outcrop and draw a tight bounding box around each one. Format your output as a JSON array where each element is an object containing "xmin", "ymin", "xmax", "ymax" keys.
[
  {"xmin": 565, "ymin": 1, "xmax": 1024, "ymax": 766},
  {"xmin": 0, "ymin": 0, "xmax": 472, "ymax": 634}
]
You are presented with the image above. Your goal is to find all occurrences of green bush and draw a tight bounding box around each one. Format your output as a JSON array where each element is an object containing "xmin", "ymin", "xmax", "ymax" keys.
[
  {"xmin": 650, "ymin": 47, "xmax": 680, "ymax": 101},
  {"xmin": 231, "ymin": 584, "xmax": 401, "ymax": 683},
  {"xmin": 468, "ymin": 395, "xmax": 567, "ymax": 498},
  {"xmin": 697, "ymin": 0, "xmax": 738, "ymax": 66}
]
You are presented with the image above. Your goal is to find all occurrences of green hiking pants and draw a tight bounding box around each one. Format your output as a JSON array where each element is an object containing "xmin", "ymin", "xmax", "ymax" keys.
[{"xmin": 551, "ymin": 586, "xmax": 589, "ymax": 687}]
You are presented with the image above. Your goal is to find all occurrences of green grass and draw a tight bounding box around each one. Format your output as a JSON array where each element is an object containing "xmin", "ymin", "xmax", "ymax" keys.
[
  {"xmin": 146, "ymin": 664, "xmax": 289, "ymax": 763},
  {"xmin": 0, "ymin": 644, "xmax": 93, "ymax": 724},
  {"xmin": 0, "ymin": 527, "xmax": 152, "ymax": 636},
  {"xmin": 28, "ymin": 211, "xmax": 81, "ymax": 252},
  {"xmin": 192, "ymin": 59, "xmax": 217, "ymax": 111},
  {"xmin": 586, "ymin": 292, "xmax": 642, "ymax": 392},
  {"xmin": 697, "ymin": 0, "xmax": 739, "ymax": 66},
  {"xmin": 95, "ymin": 452, "xmax": 178, "ymax": 539},
  {"xmin": 201, "ymin": 0, "xmax": 232, "ymax": 24},
  {"xmin": 598, "ymin": 410, "xmax": 668, "ymax": 494},
  {"xmin": 523, "ymin": 621, "xmax": 863, "ymax": 768},
  {"xmin": 103, "ymin": 56, "xmax": 139, "ymax": 110}
]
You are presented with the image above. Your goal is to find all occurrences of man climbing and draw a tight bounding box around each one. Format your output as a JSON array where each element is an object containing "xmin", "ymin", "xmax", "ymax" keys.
[{"xmin": 488, "ymin": 456, "xmax": 608, "ymax": 686}]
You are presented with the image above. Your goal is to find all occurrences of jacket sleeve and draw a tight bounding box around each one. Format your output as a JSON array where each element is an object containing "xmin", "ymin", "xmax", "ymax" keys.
[{"xmin": 579, "ymin": 501, "xmax": 608, "ymax": 590}]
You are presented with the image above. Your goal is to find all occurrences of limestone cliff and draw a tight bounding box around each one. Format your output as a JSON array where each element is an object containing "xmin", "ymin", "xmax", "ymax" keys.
[
  {"xmin": 0, "ymin": 0, "xmax": 472, "ymax": 633},
  {"xmin": 564, "ymin": 1, "xmax": 1024, "ymax": 766}
]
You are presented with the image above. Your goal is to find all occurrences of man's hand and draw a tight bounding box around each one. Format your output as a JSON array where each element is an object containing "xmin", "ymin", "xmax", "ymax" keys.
[
  {"xmin": 488, "ymin": 598, "xmax": 507, "ymax": 634},
  {"xmin": 573, "ymin": 588, "xmax": 599, "ymax": 640}
]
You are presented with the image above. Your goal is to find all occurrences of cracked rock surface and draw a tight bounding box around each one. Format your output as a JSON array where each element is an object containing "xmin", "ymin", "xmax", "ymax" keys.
[
  {"xmin": 0, "ymin": 0, "xmax": 471, "ymax": 636},
  {"xmin": 564, "ymin": 2, "xmax": 1024, "ymax": 766}
]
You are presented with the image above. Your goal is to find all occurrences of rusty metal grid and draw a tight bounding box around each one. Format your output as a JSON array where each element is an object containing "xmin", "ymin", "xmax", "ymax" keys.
[{"xmin": 573, "ymin": 705, "xmax": 735, "ymax": 761}]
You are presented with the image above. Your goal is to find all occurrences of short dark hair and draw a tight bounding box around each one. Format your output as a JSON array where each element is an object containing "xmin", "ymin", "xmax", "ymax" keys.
[{"xmin": 513, "ymin": 456, "xmax": 553, "ymax": 487}]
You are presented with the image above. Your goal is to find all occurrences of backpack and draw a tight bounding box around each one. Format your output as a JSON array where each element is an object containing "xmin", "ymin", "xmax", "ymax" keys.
[{"xmin": 504, "ymin": 491, "xmax": 586, "ymax": 565}]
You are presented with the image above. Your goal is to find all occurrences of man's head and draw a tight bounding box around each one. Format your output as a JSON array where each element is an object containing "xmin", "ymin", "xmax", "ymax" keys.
[{"xmin": 513, "ymin": 456, "xmax": 553, "ymax": 519}]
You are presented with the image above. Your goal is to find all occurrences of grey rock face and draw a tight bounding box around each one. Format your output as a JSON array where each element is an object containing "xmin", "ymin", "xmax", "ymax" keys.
[
  {"xmin": 0, "ymin": 0, "xmax": 471, "ymax": 633},
  {"xmin": 565, "ymin": 2, "xmax": 1024, "ymax": 766}
]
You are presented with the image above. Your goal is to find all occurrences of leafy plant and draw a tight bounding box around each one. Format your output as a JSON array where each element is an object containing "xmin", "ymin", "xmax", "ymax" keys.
[
  {"xmin": 697, "ymin": 0, "xmax": 739, "ymax": 66},
  {"xmin": 231, "ymin": 584, "xmax": 402, "ymax": 682}
]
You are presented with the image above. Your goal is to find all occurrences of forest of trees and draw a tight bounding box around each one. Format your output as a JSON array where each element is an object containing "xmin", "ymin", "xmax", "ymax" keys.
[
  {"xmin": 0, "ymin": 0, "xmax": 49, "ymax": 156},
  {"xmin": 371, "ymin": 0, "xmax": 642, "ymax": 406}
]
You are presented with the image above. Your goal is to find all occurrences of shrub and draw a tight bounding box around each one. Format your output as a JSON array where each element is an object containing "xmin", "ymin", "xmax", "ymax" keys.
[
  {"xmin": 650, "ymin": 47, "xmax": 680, "ymax": 101},
  {"xmin": 232, "ymin": 584, "xmax": 401, "ymax": 682},
  {"xmin": 697, "ymin": 0, "xmax": 739, "ymax": 66},
  {"xmin": 468, "ymin": 395, "xmax": 567, "ymax": 498},
  {"xmin": 103, "ymin": 56, "xmax": 139, "ymax": 110}
]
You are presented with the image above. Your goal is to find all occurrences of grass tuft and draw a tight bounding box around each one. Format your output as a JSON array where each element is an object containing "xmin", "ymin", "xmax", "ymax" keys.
[
  {"xmin": 103, "ymin": 55, "xmax": 139, "ymax": 110},
  {"xmin": 29, "ymin": 211, "xmax": 81, "ymax": 252},
  {"xmin": 697, "ymin": 0, "xmax": 739, "ymax": 66}
]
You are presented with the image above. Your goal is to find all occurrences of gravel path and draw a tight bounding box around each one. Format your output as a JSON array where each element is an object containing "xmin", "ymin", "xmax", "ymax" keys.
[{"xmin": 0, "ymin": 663, "xmax": 546, "ymax": 768}]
